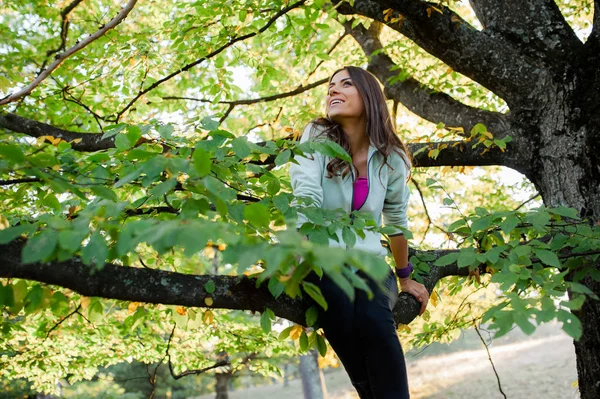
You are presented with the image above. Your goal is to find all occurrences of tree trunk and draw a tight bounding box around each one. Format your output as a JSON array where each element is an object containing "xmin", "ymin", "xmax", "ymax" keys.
[
  {"xmin": 299, "ymin": 350, "xmax": 327, "ymax": 399},
  {"xmin": 215, "ymin": 372, "xmax": 232, "ymax": 399},
  {"xmin": 528, "ymin": 78, "xmax": 600, "ymax": 398}
]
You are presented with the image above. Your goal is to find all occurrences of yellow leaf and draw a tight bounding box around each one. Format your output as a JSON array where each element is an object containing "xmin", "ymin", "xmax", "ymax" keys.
[
  {"xmin": 128, "ymin": 302, "xmax": 140, "ymax": 314},
  {"xmin": 203, "ymin": 309, "xmax": 214, "ymax": 324},
  {"xmin": 571, "ymin": 380, "xmax": 579, "ymax": 388},
  {"xmin": 176, "ymin": 306, "xmax": 187, "ymax": 316},
  {"xmin": 431, "ymin": 6, "xmax": 443, "ymax": 14},
  {"xmin": 204, "ymin": 246, "xmax": 216, "ymax": 258},
  {"xmin": 278, "ymin": 274, "xmax": 291, "ymax": 282},
  {"xmin": 204, "ymin": 297, "xmax": 214, "ymax": 306},
  {"xmin": 0, "ymin": 214, "xmax": 9, "ymax": 230},
  {"xmin": 430, "ymin": 291, "xmax": 439, "ymax": 307},
  {"xmin": 259, "ymin": 153, "xmax": 270, "ymax": 162},
  {"xmin": 70, "ymin": 138, "xmax": 82, "ymax": 144},
  {"xmin": 289, "ymin": 324, "xmax": 303, "ymax": 340},
  {"xmin": 37, "ymin": 135, "xmax": 53, "ymax": 145},
  {"xmin": 397, "ymin": 324, "xmax": 411, "ymax": 333},
  {"xmin": 217, "ymin": 243, "xmax": 226, "ymax": 251},
  {"xmin": 80, "ymin": 296, "xmax": 91, "ymax": 310}
]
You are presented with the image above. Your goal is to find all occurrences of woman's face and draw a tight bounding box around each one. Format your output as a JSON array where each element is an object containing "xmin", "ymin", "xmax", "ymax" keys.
[{"xmin": 326, "ymin": 69, "xmax": 365, "ymax": 122}]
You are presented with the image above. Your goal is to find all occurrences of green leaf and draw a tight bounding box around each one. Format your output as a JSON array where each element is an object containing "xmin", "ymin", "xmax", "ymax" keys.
[
  {"xmin": 193, "ymin": 146, "xmax": 212, "ymax": 177},
  {"xmin": 260, "ymin": 310, "xmax": 272, "ymax": 333},
  {"xmin": 200, "ymin": 116, "xmax": 219, "ymax": 131},
  {"xmin": 101, "ymin": 124, "xmax": 127, "ymax": 140},
  {"xmin": 471, "ymin": 215, "xmax": 492, "ymax": 232},
  {"xmin": 302, "ymin": 281, "xmax": 328, "ymax": 310},
  {"xmin": 244, "ymin": 203, "xmax": 270, "ymax": 229},
  {"xmin": 299, "ymin": 330, "xmax": 309, "ymax": 351},
  {"xmin": 278, "ymin": 325, "xmax": 294, "ymax": 340},
  {"xmin": 58, "ymin": 229, "xmax": 88, "ymax": 253},
  {"xmin": 149, "ymin": 178, "xmax": 178, "ymax": 197},
  {"xmin": 500, "ymin": 214, "xmax": 520, "ymax": 234},
  {"xmin": 90, "ymin": 185, "xmax": 118, "ymax": 202},
  {"xmin": 0, "ymin": 284, "xmax": 14, "ymax": 307},
  {"xmin": 24, "ymin": 284, "xmax": 44, "ymax": 313},
  {"xmin": 434, "ymin": 252, "xmax": 459, "ymax": 266},
  {"xmin": 557, "ymin": 309, "xmax": 582, "ymax": 340},
  {"xmin": 316, "ymin": 333, "xmax": 328, "ymax": 357},
  {"xmin": 457, "ymin": 249, "xmax": 477, "ymax": 268},
  {"xmin": 0, "ymin": 224, "xmax": 34, "ymax": 244},
  {"xmin": 157, "ymin": 124, "xmax": 174, "ymax": 139},
  {"xmin": 534, "ymin": 249, "xmax": 560, "ymax": 267},
  {"xmin": 22, "ymin": 231, "xmax": 58, "ymax": 264},
  {"xmin": 0, "ymin": 144, "xmax": 26, "ymax": 163},
  {"xmin": 305, "ymin": 306, "xmax": 319, "ymax": 326},
  {"xmin": 231, "ymin": 137, "xmax": 251, "ymax": 159},
  {"xmin": 204, "ymin": 280, "xmax": 216, "ymax": 294},
  {"xmin": 548, "ymin": 206, "xmax": 579, "ymax": 219},
  {"xmin": 470, "ymin": 123, "xmax": 487, "ymax": 137},
  {"xmin": 81, "ymin": 231, "xmax": 108, "ymax": 267},
  {"xmin": 342, "ymin": 227, "xmax": 356, "ymax": 248},
  {"xmin": 268, "ymin": 277, "xmax": 285, "ymax": 298},
  {"xmin": 274, "ymin": 149, "xmax": 291, "ymax": 166},
  {"xmin": 514, "ymin": 312, "xmax": 536, "ymax": 335}
]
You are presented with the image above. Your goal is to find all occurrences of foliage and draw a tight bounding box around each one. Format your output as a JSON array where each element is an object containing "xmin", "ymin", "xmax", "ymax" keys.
[{"xmin": 1, "ymin": 0, "xmax": 599, "ymax": 396}]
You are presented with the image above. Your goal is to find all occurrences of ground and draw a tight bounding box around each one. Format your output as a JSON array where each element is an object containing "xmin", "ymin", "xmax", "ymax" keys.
[{"xmin": 194, "ymin": 322, "xmax": 579, "ymax": 399}]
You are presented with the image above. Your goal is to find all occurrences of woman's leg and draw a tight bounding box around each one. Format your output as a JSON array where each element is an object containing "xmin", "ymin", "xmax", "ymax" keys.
[
  {"xmin": 304, "ymin": 273, "xmax": 370, "ymax": 391},
  {"xmin": 355, "ymin": 271, "xmax": 410, "ymax": 399}
]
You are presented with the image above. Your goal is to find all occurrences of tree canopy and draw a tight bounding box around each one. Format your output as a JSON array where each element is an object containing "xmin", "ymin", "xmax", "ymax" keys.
[{"xmin": 1, "ymin": 0, "xmax": 600, "ymax": 396}]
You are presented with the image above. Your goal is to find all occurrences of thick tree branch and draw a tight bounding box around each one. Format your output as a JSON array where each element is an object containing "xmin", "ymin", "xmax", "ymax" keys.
[
  {"xmin": 0, "ymin": 238, "xmax": 448, "ymax": 326},
  {"xmin": 0, "ymin": 0, "xmax": 138, "ymax": 106},
  {"xmin": 468, "ymin": 0, "xmax": 582, "ymax": 59},
  {"xmin": 3, "ymin": 239, "xmax": 595, "ymax": 326},
  {"xmin": 113, "ymin": 0, "xmax": 306, "ymax": 122},
  {"xmin": 410, "ymin": 141, "xmax": 528, "ymax": 174},
  {"xmin": 336, "ymin": 0, "xmax": 546, "ymax": 106},
  {"xmin": 0, "ymin": 113, "xmax": 114, "ymax": 151},
  {"xmin": 345, "ymin": 20, "xmax": 509, "ymax": 137},
  {"xmin": 588, "ymin": 0, "xmax": 600, "ymax": 48}
]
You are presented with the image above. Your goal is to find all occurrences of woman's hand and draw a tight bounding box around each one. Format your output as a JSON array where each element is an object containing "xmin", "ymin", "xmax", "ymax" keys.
[{"xmin": 399, "ymin": 278, "xmax": 429, "ymax": 315}]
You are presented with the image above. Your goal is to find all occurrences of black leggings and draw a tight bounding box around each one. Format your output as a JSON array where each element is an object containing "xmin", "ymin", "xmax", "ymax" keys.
[{"xmin": 306, "ymin": 269, "xmax": 410, "ymax": 399}]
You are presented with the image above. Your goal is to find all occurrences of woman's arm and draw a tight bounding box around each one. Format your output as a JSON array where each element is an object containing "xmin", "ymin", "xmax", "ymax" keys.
[{"xmin": 389, "ymin": 227, "xmax": 429, "ymax": 316}]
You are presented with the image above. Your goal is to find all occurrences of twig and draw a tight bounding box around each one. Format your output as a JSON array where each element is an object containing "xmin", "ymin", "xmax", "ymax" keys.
[
  {"xmin": 410, "ymin": 178, "xmax": 448, "ymax": 243},
  {"xmin": 37, "ymin": 0, "xmax": 86, "ymax": 75},
  {"xmin": 166, "ymin": 325, "xmax": 229, "ymax": 380},
  {"xmin": 0, "ymin": 0, "xmax": 138, "ymax": 105},
  {"xmin": 514, "ymin": 192, "xmax": 540, "ymax": 211},
  {"xmin": 0, "ymin": 178, "xmax": 41, "ymax": 186},
  {"xmin": 164, "ymin": 77, "xmax": 328, "ymax": 107},
  {"xmin": 474, "ymin": 323, "xmax": 508, "ymax": 399},
  {"xmin": 114, "ymin": 0, "xmax": 307, "ymax": 121},
  {"xmin": 45, "ymin": 304, "xmax": 82, "ymax": 339}
]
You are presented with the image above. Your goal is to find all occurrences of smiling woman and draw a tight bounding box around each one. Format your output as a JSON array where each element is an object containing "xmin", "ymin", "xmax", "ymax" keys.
[{"xmin": 290, "ymin": 66, "xmax": 429, "ymax": 399}]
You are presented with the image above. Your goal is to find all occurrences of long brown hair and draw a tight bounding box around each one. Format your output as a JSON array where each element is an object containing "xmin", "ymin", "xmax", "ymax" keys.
[{"xmin": 310, "ymin": 66, "xmax": 411, "ymax": 179}]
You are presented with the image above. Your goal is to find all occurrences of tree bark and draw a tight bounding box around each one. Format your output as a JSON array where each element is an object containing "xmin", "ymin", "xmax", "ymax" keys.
[
  {"xmin": 215, "ymin": 371, "xmax": 232, "ymax": 399},
  {"xmin": 299, "ymin": 350, "xmax": 327, "ymax": 399}
]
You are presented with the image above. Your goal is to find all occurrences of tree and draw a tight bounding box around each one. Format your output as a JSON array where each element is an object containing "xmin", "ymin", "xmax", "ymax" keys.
[{"xmin": 1, "ymin": 0, "xmax": 599, "ymax": 397}]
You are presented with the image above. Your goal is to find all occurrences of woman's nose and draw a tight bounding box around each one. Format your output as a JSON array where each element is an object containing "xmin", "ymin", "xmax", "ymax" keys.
[{"xmin": 329, "ymin": 85, "xmax": 339, "ymax": 96}]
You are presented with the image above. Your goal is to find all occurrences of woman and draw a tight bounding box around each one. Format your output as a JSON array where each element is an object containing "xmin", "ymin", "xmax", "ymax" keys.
[{"xmin": 289, "ymin": 66, "xmax": 429, "ymax": 398}]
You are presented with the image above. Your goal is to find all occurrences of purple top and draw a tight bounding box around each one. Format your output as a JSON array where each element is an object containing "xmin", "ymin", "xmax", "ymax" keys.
[{"xmin": 352, "ymin": 177, "xmax": 369, "ymax": 211}]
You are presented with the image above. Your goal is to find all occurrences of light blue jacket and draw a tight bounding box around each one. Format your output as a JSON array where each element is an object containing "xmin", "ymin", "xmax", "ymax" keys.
[{"xmin": 289, "ymin": 123, "xmax": 411, "ymax": 257}]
